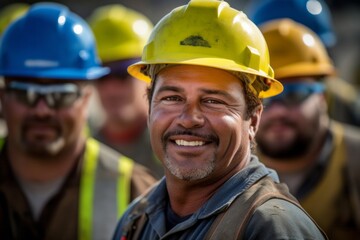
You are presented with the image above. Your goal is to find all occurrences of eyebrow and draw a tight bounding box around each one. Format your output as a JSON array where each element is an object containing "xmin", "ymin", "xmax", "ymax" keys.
[
  {"xmin": 200, "ymin": 88, "xmax": 234, "ymax": 99},
  {"xmin": 157, "ymin": 85, "xmax": 182, "ymax": 93}
]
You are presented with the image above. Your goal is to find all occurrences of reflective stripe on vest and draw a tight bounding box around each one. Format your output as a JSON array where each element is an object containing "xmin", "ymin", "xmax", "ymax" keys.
[{"xmin": 79, "ymin": 138, "xmax": 134, "ymax": 240}]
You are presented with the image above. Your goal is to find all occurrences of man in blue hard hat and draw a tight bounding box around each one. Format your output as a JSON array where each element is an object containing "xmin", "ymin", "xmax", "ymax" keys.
[{"xmin": 0, "ymin": 3, "xmax": 156, "ymax": 239}]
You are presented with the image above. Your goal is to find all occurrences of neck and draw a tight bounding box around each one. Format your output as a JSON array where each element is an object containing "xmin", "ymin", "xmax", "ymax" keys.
[
  {"xmin": 165, "ymin": 181, "xmax": 218, "ymax": 217},
  {"xmin": 7, "ymin": 136, "xmax": 85, "ymax": 182}
]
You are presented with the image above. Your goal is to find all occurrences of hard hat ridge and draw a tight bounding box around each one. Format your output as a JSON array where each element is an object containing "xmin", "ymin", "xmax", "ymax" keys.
[{"xmin": 88, "ymin": 4, "xmax": 153, "ymax": 63}]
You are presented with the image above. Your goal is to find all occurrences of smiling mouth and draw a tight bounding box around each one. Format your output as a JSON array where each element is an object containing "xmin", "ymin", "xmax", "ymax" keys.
[{"xmin": 175, "ymin": 140, "xmax": 206, "ymax": 146}]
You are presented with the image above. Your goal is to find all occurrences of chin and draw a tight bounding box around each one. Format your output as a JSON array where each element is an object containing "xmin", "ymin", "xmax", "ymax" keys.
[{"xmin": 25, "ymin": 138, "xmax": 66, "ymax": 158}]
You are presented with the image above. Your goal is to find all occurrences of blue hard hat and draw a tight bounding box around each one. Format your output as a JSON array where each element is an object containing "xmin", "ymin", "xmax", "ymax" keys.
[
  {"xmin": 245, "ymin": 0, "xmax": 336, "ymax": 47},
  {"xmin": 0, "ymin": 2, "xmax": 109, "ymax": 80}
]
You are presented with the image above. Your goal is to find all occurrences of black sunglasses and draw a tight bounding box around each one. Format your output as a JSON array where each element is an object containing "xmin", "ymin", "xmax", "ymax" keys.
[{"xmin": 6, "ymin": 81, "xmax": 83, "ymax": 109}]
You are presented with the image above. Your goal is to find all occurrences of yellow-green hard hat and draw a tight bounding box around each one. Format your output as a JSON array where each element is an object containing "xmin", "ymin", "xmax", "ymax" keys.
[
  {"xmin": 0, "ymin": 3, "xmax": 29, "ymax": 36},
  {"xmin": 128, "ymin": 0, "xmax": 283, "ymax": 98},
  {"xmin": 88, "ymin": 4, "xmax": 153, "ymax": 63}
]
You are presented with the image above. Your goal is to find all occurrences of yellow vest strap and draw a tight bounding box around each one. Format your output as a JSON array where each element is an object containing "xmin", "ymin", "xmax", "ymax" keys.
[
  {"xmin": 79, "ymin": 138, "xmax": 99, "ymax": 240},
  {"xmin": 117, "ymin": 156, "xmax": 134, "ymax": 217}
]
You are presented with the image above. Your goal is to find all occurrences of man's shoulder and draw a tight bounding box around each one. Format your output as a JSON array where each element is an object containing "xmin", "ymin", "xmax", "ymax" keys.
[{"xmin": 246, "ymin": 198, "xmax": 326, "ymax": 239}]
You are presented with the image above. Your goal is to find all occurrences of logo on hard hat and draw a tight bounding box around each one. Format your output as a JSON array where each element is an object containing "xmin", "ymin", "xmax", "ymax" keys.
[{"xmin": 180, "ymin": 35, "xmax": 211, "ymax": 48}]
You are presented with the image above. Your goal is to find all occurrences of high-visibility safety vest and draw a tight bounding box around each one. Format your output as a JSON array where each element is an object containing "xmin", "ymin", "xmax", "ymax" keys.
[
  {"xmin": 300, "ymin": 121, "xmax": 360, "ymax": 238},
  {"xmin": 0, "ymin": 137, "xmax": 134, "ymax": 240},
  {"xmin": 79, "ymin": 138, "xmax": 134, "ymax": 240}
]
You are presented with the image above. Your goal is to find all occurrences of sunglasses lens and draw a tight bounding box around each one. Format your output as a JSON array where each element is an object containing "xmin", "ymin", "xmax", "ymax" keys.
[
  {"xmin": 283, "ymin": 91, "xmax": 310, "ymax": 106},
  {"xmin": 6, "ymin": 82, "xmax": 81, "ymax": 109},
  {"xmin": 50, "ymin": 91, "xmax": 80, "ymax": 108},
  {"xmin": 9, "ymin": 89, "xmax": 36, "ymax": 107},
  {"xmin": 264, "ymin": 82, "xmax": 324, "ymax": 108}
]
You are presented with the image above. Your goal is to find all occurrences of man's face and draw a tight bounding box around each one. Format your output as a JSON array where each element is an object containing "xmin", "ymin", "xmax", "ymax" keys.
[
  {"xmin": 256, "ymin": 80, "xmax": 326, "ymax": 159},
  {"xmin": 149, "ymin": 65, "xmax": 259, "ymax": 182},
  {"xmin": 96, "ymin": 72, "xmax": 148, "ymax": 125},
  {"xmin": 1, "ymin": 78, "xmax": 92, "ymax": 159}
]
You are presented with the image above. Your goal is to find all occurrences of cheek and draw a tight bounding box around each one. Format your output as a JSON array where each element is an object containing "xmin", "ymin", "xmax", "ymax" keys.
[
  {"xmin": 211, "ymin": 114, "xmax": 250, "ymax": 169},
  {"xmin": 61, "ymin": 100, "xmax": 89, "ymax": 133},
  {"xmin": 300, "ymin": 98, "xmax": 321, "ymax": 121},
  {"xmin": 2, "ymin": 101, "xmax": 26, "ymax": 128},
  {"xmin": 214, "ymin": 114, "xmax": 248, "ymax": 149},
  {"xmin": 148, "ymin": 111, "xmax": 163, "ymax": 160},
  {"xmin": 148, "ymin": 106, "xmax": 178, "ymax": 153},
  {"xmin": 149, "ymin": 107, "xmax": 172, "ymax": 136}
]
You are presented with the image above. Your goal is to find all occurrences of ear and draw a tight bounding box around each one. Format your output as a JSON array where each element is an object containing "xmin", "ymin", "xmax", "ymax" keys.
[{"xmin": 248, "ymin": 104, "xmax": 263, "ymax": 141}]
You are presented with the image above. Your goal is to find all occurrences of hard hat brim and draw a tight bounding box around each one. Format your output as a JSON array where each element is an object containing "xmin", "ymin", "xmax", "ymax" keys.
[
  {"xmin": 275, "ymin": 63, "xmax": 336, "ymax": 79},
  {"xmin": 0, "ymin": 66, "xmax": 110, "ymax": 80},
  {"xmin": 128, "ymin": 59, "xmax": 283, "ymax": 98}
]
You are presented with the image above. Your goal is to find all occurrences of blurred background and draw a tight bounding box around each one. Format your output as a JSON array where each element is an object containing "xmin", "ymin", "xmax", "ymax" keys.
[
  {"xmin": 0, "ymin": 0, "xmax": 359, "ymax": 127},
  {"xmin": 1, "ymin": 0, "xmax": 359, "ymax": 88}
]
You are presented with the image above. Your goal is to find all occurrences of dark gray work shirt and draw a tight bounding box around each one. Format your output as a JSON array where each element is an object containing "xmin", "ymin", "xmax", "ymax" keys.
[{"xmin": 112, "ymin": 156, "xmax": 326, "ymax": 240}]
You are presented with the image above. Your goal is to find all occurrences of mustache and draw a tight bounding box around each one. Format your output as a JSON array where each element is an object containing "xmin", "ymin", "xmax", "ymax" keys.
[
  {"xmin": 262, "ymin": 117, "xmax": 297, "ymax": 129},
  {"xmin": 22, "ymin": 116, "xmax": 61, "ymax": 129},
  {"xmin": 163, "ymin": 130, "xmax": 219, "ymax": 144}
]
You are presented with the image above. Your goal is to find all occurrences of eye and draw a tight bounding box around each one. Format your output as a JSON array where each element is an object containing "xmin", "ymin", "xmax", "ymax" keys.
[
  {"xmin": 52, "ymin": 92, "xmax": 80, "ymax": 108},
  {"xmin": 161, "ymin": 95, "xmax": 183, "ymax": 103},
  {"xmin": 203, "ymin": 98, "xmax": 224, "ymax": 105}
]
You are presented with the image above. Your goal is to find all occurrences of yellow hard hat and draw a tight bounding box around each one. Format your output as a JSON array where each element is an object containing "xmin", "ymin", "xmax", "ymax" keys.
[
  {"xmin": 0, "ymin": 3, "xmax": 29, "ymax": 36},
  {"xmin": 128, "ymin": 0, "xmax": 283, "ymax": 98},
  {"xmin": 260, "ymin": 19, "xmax": 336, "ymax": 80},
  {"xmin": 88, "ymin": 4, "xmax": 153, "ymax": 63}
]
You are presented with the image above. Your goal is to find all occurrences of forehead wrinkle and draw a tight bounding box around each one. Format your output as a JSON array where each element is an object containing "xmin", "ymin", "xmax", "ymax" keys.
[
  {"xmin": 157, "ymin": 85, "xmax": 184, "ymax": 94},
  {"xmin": 156, "ymin": 83, "xmax": 240, "ymax": 102},
  {"xmin": 200, "ymin": 88, "xmax": 233, "ymax": 99}
]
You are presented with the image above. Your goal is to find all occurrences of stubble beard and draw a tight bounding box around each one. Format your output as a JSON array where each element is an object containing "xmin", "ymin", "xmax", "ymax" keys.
[
  {"xmin": 257, "ymin": 132, "xmax": 313, "ymax": 160},
  {"xmin": 163, "ymin": 151, "xmax": 216, "ymax": 181},
  {"xmin": 20, "ymin": 133, "xmax": 66, "ymax": 160}
]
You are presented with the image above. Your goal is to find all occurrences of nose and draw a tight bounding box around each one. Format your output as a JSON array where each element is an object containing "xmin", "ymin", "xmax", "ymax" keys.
[
  {"xmin": 177, "ymin": 103, "xmax": 205, "ymax": 129},
  {"xmin": 32, "ymin": 97, "xmax": 54, "ymax": 117}
]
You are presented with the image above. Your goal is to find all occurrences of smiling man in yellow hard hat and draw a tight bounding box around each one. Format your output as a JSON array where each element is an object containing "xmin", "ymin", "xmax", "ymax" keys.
[{"xmin": 111, "ymin": 1, "xmax": 327, "ymax": 239}]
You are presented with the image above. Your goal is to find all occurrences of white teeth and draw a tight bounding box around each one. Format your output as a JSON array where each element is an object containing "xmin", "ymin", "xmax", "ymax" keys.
[{"xmin": 175, "ymin": 140, "xmax": 205, "ymax": 146}]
